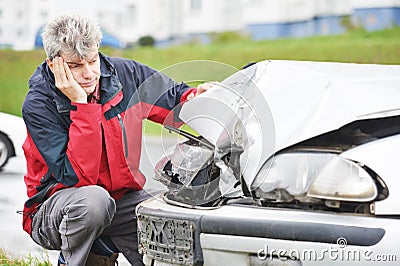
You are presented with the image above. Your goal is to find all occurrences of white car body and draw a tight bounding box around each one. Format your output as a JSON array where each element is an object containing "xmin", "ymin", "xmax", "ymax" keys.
[
  {"xmin": 0, "ymin": 112, "xmax": 26, "ymax": 170},
  {"xmin": 136, "ymin": 60, "xmax": 400, "ymax": 265}
]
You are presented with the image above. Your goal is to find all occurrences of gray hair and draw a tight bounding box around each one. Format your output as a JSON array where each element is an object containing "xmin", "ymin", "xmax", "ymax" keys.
[{"xmin": 42, "ymin": 14, "xmax": 102, "ymax": 60}]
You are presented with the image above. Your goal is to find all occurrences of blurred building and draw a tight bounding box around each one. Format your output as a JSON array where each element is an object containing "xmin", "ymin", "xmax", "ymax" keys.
[
  {"xmin": 0, "ymin": 0, "xmax": 399, "ymax": 50},
  {"xmin": 351, "ymin": 0, "xmax": 400, "ymax": 31},
  {"xmin": 244, "ymin": 0, "xmax": 352, "ymax": 40},
  {"xmin": 199, "ymin": 0, "xmax": 400, "ymax": 41}
]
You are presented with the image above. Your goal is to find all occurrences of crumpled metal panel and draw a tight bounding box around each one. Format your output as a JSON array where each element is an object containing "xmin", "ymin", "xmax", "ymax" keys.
[{"xmin": 180, "ymin": 60, "xmax": 400, "ymax": 189}]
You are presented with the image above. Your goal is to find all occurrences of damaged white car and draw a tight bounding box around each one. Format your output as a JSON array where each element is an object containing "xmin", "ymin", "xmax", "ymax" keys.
[{"xmin": 136, "ymin": 60, "xmax": 400, "ymax": 265}]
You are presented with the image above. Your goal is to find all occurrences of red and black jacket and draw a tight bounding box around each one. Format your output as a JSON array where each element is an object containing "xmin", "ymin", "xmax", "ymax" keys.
[{"xmin": 21, "ymin": 53, "xmax": 195, "ymax": 234}]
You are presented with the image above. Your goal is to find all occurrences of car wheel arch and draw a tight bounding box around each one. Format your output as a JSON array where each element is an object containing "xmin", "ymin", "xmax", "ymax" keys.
[{"xmin": 0, "ymin": 131, "xmax": 15, "ymax": 170}]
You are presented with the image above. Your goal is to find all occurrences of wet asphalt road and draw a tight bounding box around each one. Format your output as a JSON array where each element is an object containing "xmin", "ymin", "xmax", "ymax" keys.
[
  {"xmin": 0, "ymin": 156, "xmax": 56, "ymax": 262},
  {"xmin": 0, "ymin": 135, "xmax": 177, "ymax": 265}
]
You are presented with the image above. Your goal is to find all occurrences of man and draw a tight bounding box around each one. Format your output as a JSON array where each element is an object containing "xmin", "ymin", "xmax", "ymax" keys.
[{"xmin": 21, "ymin": 14, "xmax": 210, "ymax": 265}]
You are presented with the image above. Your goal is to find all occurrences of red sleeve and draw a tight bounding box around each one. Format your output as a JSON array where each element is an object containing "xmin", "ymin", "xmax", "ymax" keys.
[
  {"xmin": 180, "ymin": 88, "xmax": 197, "ymax": 102},
  {"xmin": 142, "ymin": 87, "xmax": 197, "ymax": 128}
]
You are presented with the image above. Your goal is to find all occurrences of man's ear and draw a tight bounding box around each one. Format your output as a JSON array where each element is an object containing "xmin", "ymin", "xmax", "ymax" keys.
[{"xmin": 46, "ymin": 58, "xmax": 54, "ymax": 73}]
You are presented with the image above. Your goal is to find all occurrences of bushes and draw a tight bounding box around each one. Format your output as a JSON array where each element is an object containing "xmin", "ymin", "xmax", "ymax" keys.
[
  {"xmin": 209, "ymin": 31, "xmax": 249, "ymax": 43},
  {"xmin": 138, "ymin": 35, "xmax": 155, "ymax": 47},
  {"xmin": 340, "ymin": 15, "xmax": 365, "ymax": 32}
]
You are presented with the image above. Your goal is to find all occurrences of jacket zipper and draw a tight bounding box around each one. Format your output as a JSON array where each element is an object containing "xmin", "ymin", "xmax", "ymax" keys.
[{"xmin": 117, "ymin": 114, "xmax": 129, "ymax": 158}]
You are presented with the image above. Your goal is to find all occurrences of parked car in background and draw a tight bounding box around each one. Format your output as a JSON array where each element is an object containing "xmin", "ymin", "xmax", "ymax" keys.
[
  {"xmin": 136, "ymin": 60, "xmax": 400, "ymax": 265},
  {"xmin": 0, "ymin": 112, "xmax": 26, "ymax": 171}
]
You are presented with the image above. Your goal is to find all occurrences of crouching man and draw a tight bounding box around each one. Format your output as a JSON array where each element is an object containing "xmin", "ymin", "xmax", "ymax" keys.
[{"xmin": 20, "ymin": 14, "xmax": 209, "ymax": 265}]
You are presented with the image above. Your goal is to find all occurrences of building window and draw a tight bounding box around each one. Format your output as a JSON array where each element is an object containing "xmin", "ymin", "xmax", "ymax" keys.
[
  {"xmin": 16, "ymin": 10, "xmax": 23, "ymax": 19},
  {"xmin": 115, "ymin": 13, "xmax": 122, "ymax": 28},
  {"xmin": 127, "ymin": 5, "xmax": 136, "ymax": 24},
  {"xmin": 40, "ymin": 10, "xmax": 48, "ymax": 19},
  {"xmin": 190, "ymin": 0, "xmax": 202, "ymax": 11},
  {"xmin": 97, "ymin": 11, "xmax": 106, "ymax": 26}
]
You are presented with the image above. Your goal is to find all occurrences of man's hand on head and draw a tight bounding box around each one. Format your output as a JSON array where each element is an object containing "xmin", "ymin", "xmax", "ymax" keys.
[{"xmin": 50, "ymin": 57, "xmax": 88, "ymax": 103}]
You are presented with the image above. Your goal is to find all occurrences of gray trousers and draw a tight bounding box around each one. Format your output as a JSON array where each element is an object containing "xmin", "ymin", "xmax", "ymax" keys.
[{"xmin": 30, "ymin": 185, "xmax": 153, "ymax": 265}]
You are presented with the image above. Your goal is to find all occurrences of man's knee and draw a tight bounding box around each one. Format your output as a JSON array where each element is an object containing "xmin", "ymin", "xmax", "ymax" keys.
[{"xmin": 66, "ymin": 186, "xmax": 116, "ymax": 229}]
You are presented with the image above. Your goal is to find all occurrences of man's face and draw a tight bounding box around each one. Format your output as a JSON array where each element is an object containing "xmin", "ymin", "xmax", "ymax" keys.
[
  {"xmin": 47, "ymin": 47, "xmax": 101, "ymax": 96},
  {"xmin": 61, "ymin": 50, "xmax": 101, "ymax": 96}
]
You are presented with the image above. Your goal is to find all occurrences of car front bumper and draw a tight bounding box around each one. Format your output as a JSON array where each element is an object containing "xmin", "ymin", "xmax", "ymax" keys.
[{"xmin": 136, "ymin": 194, "xmax": 399, "ymax": 266}]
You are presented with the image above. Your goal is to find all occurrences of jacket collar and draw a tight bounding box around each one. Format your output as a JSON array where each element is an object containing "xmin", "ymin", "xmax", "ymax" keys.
[
  {"xmin": 45, "ymin": 52, "xmax": 122, "ymax": 113},
  {"xmin": 98, "ymin": 53, "xmax": 123, "ymax": 105}
]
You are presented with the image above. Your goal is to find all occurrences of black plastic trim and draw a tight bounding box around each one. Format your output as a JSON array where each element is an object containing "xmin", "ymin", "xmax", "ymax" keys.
[
  {"xmin": 137, "ymin": 205, "xmax": 385, "ymax": 254},
  {"xmin": 200, "ymin": 216, "xmax": 385, "ymax": 246}
]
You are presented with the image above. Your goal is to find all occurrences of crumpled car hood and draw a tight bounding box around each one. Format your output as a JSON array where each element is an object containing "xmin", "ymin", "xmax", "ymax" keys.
[{"xmin": 180, "ymin": 60, "xmax": 400, "ymax": 188}]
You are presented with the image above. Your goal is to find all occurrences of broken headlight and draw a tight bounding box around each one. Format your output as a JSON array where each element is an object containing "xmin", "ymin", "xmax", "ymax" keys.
[
  {"xmin": 154, "ymin": 127, "xmax": 223, "ymax": 207},
  {"xmin": 251, "ymin": 152, "xmax": 378, "ymax": 203}
]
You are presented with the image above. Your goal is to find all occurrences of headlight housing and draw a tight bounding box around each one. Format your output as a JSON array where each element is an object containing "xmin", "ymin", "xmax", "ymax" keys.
[
  {"xmin": 251, "ymin": 152, "xmax": 378, "ymax": 202},
  {"xmin": 154, "ymin": 140, "xmax": 223, "ymax": 207},
  {"xmin": 154, "ymin": 142, "xmax": 214, "ymax": 186}
]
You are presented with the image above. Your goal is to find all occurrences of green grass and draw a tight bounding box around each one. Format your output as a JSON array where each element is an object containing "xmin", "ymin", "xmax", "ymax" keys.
[
  {"xmin": 1, "ymin": 27, "xmax": 400, "ymax": 134},
  {"xmin": 0, "ymin": 249, "xmax": 50, "ymax": 266},
  {"xmin": 105, "ymin": 27, "xmax": 400, "ymax": 69},
  {"xmin": 0, "ymin": 50, "xmax": 45, "ymax": 117}
]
